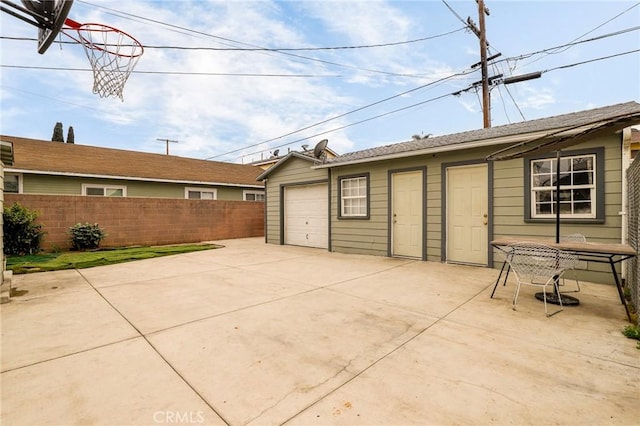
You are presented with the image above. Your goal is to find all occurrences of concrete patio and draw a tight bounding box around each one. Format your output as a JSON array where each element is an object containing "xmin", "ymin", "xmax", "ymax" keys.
[{"xmin": 1, "ymin": 237, "xmax": 638, "ymax": 425}]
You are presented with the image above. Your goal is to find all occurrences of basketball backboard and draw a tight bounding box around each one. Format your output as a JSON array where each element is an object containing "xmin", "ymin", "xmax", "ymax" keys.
[
  {"xmin": 0, "ymin": 0, "xmax": 74, "ymax": 53},
  {"xmin": 2, "ymin": 0, "xmax": 143, "ymax": 100},
  {"xmin": 36, "ymin": 0, "xmax": 74, "ymax": 54}
]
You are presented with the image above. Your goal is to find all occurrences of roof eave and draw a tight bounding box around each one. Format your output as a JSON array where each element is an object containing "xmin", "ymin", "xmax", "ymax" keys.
[
  {"xmin": 313, "ymin": 128, "xmax": 571, "ymax": 169},
  {"xmin": 315, "ymin": 107, "xmax": 640, "ymax": 169},
  {"xmin": 0, "ymin": 141, "xmax": 14, "ymax": 166},
  {"xmin": 6, "ymin": 168, "xmax": 265, "ymax": 188},
  {"xmin": 257, "ymin": 152, "xmax": 318, "ymax": 180}
]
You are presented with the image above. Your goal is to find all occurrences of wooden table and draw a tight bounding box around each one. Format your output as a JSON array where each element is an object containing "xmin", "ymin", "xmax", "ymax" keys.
[{"xmin": 490, "ymin": 237, "xmax": 637, "ymax": 320}]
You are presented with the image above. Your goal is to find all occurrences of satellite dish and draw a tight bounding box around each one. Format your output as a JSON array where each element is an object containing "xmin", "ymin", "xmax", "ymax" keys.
[
  {"xmin": 313, "ymin": 139, "xmax": 328, "ymax": 161},
  {"xmin": 273, "ymin": 149, "xmax": 279, "ymax": 157}
]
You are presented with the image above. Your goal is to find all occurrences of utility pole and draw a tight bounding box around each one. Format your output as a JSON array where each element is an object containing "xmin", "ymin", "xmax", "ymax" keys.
[
  {"xmin": 467, "ymin": 0, "xmax": 491, "ymax": 128},
  {"xmin": 156, "ymin": 138, "xmax": 178, "ymax": 155}
]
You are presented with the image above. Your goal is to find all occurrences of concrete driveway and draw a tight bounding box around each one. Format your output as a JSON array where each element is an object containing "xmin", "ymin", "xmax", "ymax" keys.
[{"xmin": 1, "ymin": 237, "xmax": 638, "ymax": 425}]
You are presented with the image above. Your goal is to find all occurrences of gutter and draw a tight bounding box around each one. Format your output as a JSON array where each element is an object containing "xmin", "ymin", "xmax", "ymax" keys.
[
  {"xmin": 312, "ymin": 126, "xmax": 594, "ymax": 169},
  {"xmin": 621, "ymin": 128, "xmax": 632, "ymax": 281}
]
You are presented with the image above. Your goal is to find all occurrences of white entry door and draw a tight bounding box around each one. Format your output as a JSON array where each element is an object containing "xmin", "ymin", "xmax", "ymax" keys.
[
  {"xmin": 447, "ymin": 164, "xmax": 488, "ymax": 265},
  {"xmin": 391, "ymin": 170, "xmax": 423, "ymax": 258},
  {"xmin": 284, "ymin": 183, "xmax": 328, "ymax": 249}
]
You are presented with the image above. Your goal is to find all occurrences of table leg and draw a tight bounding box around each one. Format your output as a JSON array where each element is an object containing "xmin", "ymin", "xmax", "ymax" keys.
[
  {"xmin": 490, "ymin": 260, "xmax": 510, "ymax": 298},
  {"xmin": 609, "ymin": 257, "xmax": 631, "ymax": 321}
]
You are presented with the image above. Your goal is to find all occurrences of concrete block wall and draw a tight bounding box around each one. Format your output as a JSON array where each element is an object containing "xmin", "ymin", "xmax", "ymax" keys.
[{"xmin": 4, "ymin": 194, "xmax": 264, "ymax": 251}]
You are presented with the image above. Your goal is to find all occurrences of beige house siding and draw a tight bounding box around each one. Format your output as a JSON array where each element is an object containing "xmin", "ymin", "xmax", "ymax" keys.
[{"xmin": 263, "ymin": 156, "xmax": 327, "ymax": 245}]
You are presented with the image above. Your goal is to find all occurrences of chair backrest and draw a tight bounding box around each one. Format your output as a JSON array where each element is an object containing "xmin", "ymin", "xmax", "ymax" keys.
[
  {"xmin": 506, "ymin": 241, "xmax": 578, "ymax": 280},
  {"xmin": 560, "ymin": 233, "xmax": 587, "ymax": 243}
]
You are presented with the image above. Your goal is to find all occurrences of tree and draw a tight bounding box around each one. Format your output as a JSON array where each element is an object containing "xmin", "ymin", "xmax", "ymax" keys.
[
  {"xmin": 51, "ymin": 122, "xmax": 64, "ymax": 142},
  {"xmin": 67, "ymin": 126, "xmax": 75, "ymax": 144}
]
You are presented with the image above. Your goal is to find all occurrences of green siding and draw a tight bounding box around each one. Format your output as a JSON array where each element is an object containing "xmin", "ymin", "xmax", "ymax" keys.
[
  {"xmin": 21, "ymin": 174, "xmax": 259, "ymax": 201},
  {"xmin": 263, "ymin": 156, "xmax": 328, "ymax": 245},
  {"xmin": 263, "ymin": 134, "xmax": 625, "ymax": 284}
]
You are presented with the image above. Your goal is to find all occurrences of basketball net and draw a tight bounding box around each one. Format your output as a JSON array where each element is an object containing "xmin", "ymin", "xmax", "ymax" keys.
[{"xmin": 63, "ymin": 19, "xmax": 144, "ymax": 101}]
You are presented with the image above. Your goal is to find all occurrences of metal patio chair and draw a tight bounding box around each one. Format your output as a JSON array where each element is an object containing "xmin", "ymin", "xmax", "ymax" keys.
[
  {"xmin": 506, "ymin": 242, "xmax": 579, "ymax": 317},
  {"xmin": 559, "ymin": 233, "xmax": 586, "ymax": 293}
]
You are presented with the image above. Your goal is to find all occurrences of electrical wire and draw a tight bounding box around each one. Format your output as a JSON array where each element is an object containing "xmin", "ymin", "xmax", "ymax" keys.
[
  {"xmin": 441, "ymin": 0, "xmax": 469, "ymax": 28},
  {"xmin": 0, "ymin": 29, "xmax": 467, "ymax": 51},
  {"xmin": 210, "ymin": 48, "xmax": 640, "ymax": 160},
  {"xmin": 74, "ymin": 0, "xmax": 457, "ymax": 79},
  {"xmin": 228, "ymin": 88, "xmax": 473, "ymax": 161},
  {"xmin": 204, "ymin": 68, "xmax": 480, "ymax": 159},
  {"xmin": 541, "ymin": 48, "xmax": 640, "ymax": 73},
  {"xmin": 520, "ymin": 2, "xmax": 640, "ymax": 67},
  {"xmin": 503, "ymin": 84, "xmax": 526, "ymax": 121},
  {"xmin": 501, "ymin": 26, "xmax": 640, "ymax": 65},
  {"xmin": 0, "ymin": 64, "xmax": 340, "ymax": 78}
]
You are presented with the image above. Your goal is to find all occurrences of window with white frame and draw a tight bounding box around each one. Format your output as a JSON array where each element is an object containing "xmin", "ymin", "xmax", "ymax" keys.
[
  {"xmin": 530, "ymin": 153, "xmax": 596, "ymax": 219},
  {"xmin": 243, "ymin": 190, "xmax": 265, "ymax": 201},
  {"xmin": 82, "ymin": 184, "xmax": 126, "ymax": 197},
  {"xmin": 185, "ymin": 187, "xmax": 217, "ymax": 200},
  {"xmin": 3, "ymin": 173, "xmax": 20, "ymax": 193},
  {"xmin": 339, "ymin": 174, "xmax": 369, "ymax": 218}
]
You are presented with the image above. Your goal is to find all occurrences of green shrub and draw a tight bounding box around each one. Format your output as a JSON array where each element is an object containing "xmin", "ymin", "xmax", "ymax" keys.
[
  {"xmin": 622, "ymin": 325, "xmax": 640, "ymax": 350},
  {"xmin": 3, "ymin": 203, "xmax": 44, "ymax": 255},
  {"xmin": 69, "ymin": 223, "xmax": 107, "ymax": 251}
]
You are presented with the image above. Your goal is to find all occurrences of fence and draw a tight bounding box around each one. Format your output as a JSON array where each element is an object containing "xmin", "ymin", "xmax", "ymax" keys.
[
  {"xmin": 626, "ymin": 159, "xmax": 640, "ymax": 324},
  {"xmin": 4, "ymin": 194, "xmax": 264, "ymax": 251}
]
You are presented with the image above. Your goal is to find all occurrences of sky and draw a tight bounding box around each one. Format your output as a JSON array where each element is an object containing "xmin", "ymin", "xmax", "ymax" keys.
[{"xmin": 1, "ymin": 0, "xmax": 639, "ymax": 163}]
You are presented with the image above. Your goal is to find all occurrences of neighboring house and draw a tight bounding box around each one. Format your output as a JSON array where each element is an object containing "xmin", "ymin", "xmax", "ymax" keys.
[
  {"xmin": 258, "ymin": 101, "xmax": 640, "ymax": 284},
  {"xmin": 250, "ymin": 144, "xmax": 338, "ymax": 170},
  {"xmin": 1, "ymin": 136, "xmax": 265, "ymax": 201}
]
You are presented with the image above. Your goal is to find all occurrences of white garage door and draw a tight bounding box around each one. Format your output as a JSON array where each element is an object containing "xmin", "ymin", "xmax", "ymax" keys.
[{"xmin": 284, "ymin": 183, "xmax": 328, "ymax": 249}]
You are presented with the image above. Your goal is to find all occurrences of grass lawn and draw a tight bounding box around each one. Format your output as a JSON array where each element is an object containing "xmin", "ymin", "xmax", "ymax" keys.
[{"xmin": 6, "ymin": 244, "xmax": 220, "ymax": 274}]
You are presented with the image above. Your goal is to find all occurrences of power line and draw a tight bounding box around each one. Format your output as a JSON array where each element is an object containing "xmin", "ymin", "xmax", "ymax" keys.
[
  {"xmin": 0, "ymin": 28, "xmax": 467, "ymax": 51},
  {"xmin": 143, "ymin": 28, "xmax": 467, "ymax": 51},
  {"xmin": 2, "ymin": 25, "xmax": 636, "ymax": 78},
  {"xmin": 232, "ymin": 89, "xmax": 472, "ymax": 162},
  {"xmin": 211, "ymin": 48, "xmax": 640, "ymax": 160},
  {"xmin": 0, "ymin": 64, "xmax": 341, "ymax": 78},
  {"xmin": 541, "ymin": 48, "xmax": 640, "ymax": 73},
  {"xmin": 74, "ymin": 0, "xmax": 451, "ymax": 79},
  {"xmin": 4, "ymin": 25, "xmax": 635, "ymax": 66},
  {"xmin": 205, "ymin": 68, "xmax": 480, "ymax": 159},
  {"xmin": 500, "ymin": 26, "xmax": 640, "ymax": 65},
  {"xmin": 441, "ymin": 0, "xmax": 469, "ymax": 27},
  {"xmin": 520, "ymin": 2, "xmax": 640, "ymax": 67}
]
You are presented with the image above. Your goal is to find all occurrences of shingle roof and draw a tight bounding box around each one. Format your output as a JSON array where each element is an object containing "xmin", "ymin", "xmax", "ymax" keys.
[
  {"xmin": 327, "ymin": 101, "xmax": 640, "ymax": 166},
  {"xmin": 1, "ymin": 135, "xmax": 263, "ymax": 187}
]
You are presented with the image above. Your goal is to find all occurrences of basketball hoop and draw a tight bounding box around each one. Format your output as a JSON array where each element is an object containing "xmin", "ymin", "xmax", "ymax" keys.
[{"xmin": 63, "ymin": 18, "xmax": 144, "ymax": 101}]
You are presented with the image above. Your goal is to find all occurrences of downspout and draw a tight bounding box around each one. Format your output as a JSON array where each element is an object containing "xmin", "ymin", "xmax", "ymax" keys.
[
  {"xmin": 263, "ymin": 178, "xmax": 268, "ymax": 244},
  {"xmin": 327, "ymin": 167, "xmax": 332, "ymax": 252},
  {"xmin": 620, "ymin": 128, "xmax": 632, "ymax": 281}
]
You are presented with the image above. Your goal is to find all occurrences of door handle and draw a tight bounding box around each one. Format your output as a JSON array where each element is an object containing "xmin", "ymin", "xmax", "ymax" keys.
[{"xmin": 483, "ymin": 213, "xmax": 488, "ymax": 225}]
